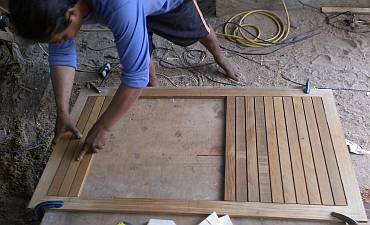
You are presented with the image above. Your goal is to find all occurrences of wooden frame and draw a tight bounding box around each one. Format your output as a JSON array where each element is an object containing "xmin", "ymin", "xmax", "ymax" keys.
[{"xmin": 29, "ymin": 88, "xmax": 367, "ymax": 222}]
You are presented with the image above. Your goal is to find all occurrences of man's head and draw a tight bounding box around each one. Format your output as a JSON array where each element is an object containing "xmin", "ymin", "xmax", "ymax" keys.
[{"xmin": 9, "ymin": 0, "xmax": 87, "ymax": 43}]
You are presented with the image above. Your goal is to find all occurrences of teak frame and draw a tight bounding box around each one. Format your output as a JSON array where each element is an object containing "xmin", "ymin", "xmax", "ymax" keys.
[{"xmin": 29, "ymin": 88, "xmax": 367, "ymax": 222}]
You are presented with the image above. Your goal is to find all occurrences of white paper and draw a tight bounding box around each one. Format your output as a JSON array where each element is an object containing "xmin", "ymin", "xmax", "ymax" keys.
[{"xmin": 346, "ymin": 139, "xmax": 370, "ymax": 155}]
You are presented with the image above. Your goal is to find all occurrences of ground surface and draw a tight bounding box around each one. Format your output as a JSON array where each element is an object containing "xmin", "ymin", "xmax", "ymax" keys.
[{"xmin": 0, "ymin": 2, "xmax": 369, "ymax": 224}]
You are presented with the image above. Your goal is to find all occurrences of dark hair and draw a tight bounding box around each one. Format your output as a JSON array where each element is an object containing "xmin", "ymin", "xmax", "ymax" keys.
[{"xmin": 9, "ymin": 0, "xmax": 78, "ymax": 42}]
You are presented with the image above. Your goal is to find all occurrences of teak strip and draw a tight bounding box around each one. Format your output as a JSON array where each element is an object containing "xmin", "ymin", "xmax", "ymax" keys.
[
  {"xmin": 57, "ymin": 96, "xmax": 106, "ymax": 196},
  {"xmin": 264, "ymin": 97, "xmax": 284, "ymax": 203},
  {"xmin": 312, "ymin": 97, "xmax": 346, "ymax": 205},
  {"xmin": 293, "ymin": 97, "xmax": 321, "ymax": 205},
  {"xmin": 255, "ymin": 97, "xmax": 272, "ymax": 203},
  {"xmin": 303, "ymin": 97, "xmax": 334, "ymax": 205},
  {"xmin": 283, "ymin": 97, "xmax": 309, "ymax": 204},
  {"xmin": 246, "ymin": 97, "xmax": 259, "ymax": 202},
  {"xmin": 274, "ymin": 97, "xmax": 296, "ymax": 204},
  {"xmin": 321, "ymin": 7, "xmax": 370, "ymax": 15},
  {"xmin": 68, "ymin": 96, "xmax": 113, "ymax": 197},
  {"xmin": 224, "ymin": 96, "xmax": 236, "ymax": 201},
  {"xmin": 47, "ymin": 96, "xmax": 97, "ymax": 196},
  {"xmin": 235, "ymin": 97, "xmax": 248, "ymax": 201}
]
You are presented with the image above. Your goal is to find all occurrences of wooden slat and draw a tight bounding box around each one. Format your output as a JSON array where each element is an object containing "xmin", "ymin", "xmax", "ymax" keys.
[
  {"xmin": 69, "ymin": 96, "xmax": 113, "ymax": 197},
  {"xmin": 38, "ymin": 196, "xmax": 366, "ymax": 222},
  {"xmin": 312, "ymin": 97, "xmax": 346, "ymax": 206},
  {"xmin": 264, "ymin": 97, "xmax": 284, "ymax": 203},
  {"xmin": 235, "ymin": 97, "xmax": 248, "ymax": 201},
  {"xmin": 302, "ymin": 97, "xmax": 334, "ymax": 205},
  {"xmin": 255, "ymin": 97, "xmax": 271, "ymax": 203},
  {"xmin": 224, "ymin": 96, "xmax": 236, "ymax": 201},
  {"xmin": 136, "ymin": 88, "xmax": 333, "ymax": 98},
  {"xmin": 274, "ymin": 97, "xmax": 296, "ymax": 204},
  {"xmin": 292, "ymin": 97, "xmax": 321, "ymax": 205},
  {"xmin": 246, "ymin": 97, "xmax": 259, "ymax": 202},
  {"xmin": 47, "ymin": 97, "xmax": 97, "ymax": 196},
  {"xmin": 321, "ymin": 7, "xmax": 370, "ymax": 14},
  {"xmin": 283, "ymin": 97, "xmax": 308, "ymax": 204},
  {"xmin": 57, "ymin": 96, "xmax": 106, "ymax": 196}
]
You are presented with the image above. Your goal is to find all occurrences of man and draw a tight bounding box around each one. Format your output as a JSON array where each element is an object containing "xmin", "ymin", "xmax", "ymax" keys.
[{"xmin": 10, "ymin": 0, "xmax": 239, "ymax": 160}]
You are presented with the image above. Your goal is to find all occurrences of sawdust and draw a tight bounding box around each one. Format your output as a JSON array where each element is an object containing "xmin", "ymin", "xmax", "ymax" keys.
[{"xmin": 361, "ymin": 187, "xmax": 370, "ymax": 204}]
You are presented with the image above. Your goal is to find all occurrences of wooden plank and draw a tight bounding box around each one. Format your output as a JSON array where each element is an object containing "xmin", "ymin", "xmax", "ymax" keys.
[
  {"xmin": 37, "ymin": 196, "xmax": 365, "ymax": 221},
  {"xmin": 57, "ymin": 96, "xmax": 106, "ymax": 196},
  {"xmin": 303, "ymin": 97, "xmax": 334, "ymax": 205},
  {"xmin": 246, "ymin": 97, "xmax": 259, "ymax": 202},
  {"xmin": 321, "ymin": 7, "xmax": 370, "ymax": 14},
  {"xmin": 321, "ymin": 93, "xmax": 366, "ymax": 219},
  {"xmin": 235, "ymin": 97, "xmax": 248, "ymax": 202},
  {"xmin": 47, "ymin": 97, "xmax": 97, "ymax": 196},
  {"xmin": 134, "ymin": 88, "xmax": 332, "ymax": 98},
  {"xmin": 292, "ymin": 97, "xmax": 321, "ymax": 205},
  {"xmin": 312, "ymin": 97, "xmax": 346, "ymax": 206},
  {"xmin": 264, "ymin": 97, "xmax": 284, "ymax": 203},
  {"xmin": 224, "ymin": 96, "xmax": 236, "ymax": 201},
  {"xmin": 283, "ymin": 97, "xmax": 309, "ymax": 204},
  {"xmin": 69, "ymin": 96, "xmax": 113, "ymax": 197},
  {"xmin": 274, "ymin": 97, "xmax": 296, "ymax": 204},
  {"xmin": 255, "ymin": 97, "xmax": 272, "ymax": 203}
]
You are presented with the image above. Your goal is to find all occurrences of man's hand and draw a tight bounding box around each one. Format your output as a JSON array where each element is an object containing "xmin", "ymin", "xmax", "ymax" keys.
[
  {"xmin": 53, "ymin": 113, "xmax": 82, "ymax": 145},
  {"xmin": 76, "ymin": 124, "xmax": 110, "ymax": 161},
  {"xmin": 75, "ymin": 84, "xmax": 142, "ymax": 161}
]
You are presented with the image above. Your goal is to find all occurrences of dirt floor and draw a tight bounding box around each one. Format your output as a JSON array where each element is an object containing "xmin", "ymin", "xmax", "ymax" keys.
[{"xmin": 1, "ymin": 1, "xmax": 370, "ymax": 224}]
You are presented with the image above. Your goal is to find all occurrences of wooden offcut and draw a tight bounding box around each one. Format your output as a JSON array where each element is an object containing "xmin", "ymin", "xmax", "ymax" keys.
[
  {"xmin": 321, "ymin": 7, "xmax": 370, "ymax": 14},
  {"xmin": 29, "ymin": 88, "xmax": 367, "ymax": 222}
]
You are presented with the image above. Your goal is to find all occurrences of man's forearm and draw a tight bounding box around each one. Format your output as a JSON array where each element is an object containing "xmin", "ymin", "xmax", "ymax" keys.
[
  {"xmin": 50, "ymin": 66, "xmax": 75, "ymax": 115},
  {"xmin": 97, "ymin": 84, "xmax": 142, "ymax": 131}
]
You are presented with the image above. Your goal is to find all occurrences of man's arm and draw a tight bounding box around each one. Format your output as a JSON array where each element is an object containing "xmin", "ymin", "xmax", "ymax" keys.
[
  {"xmin": 51, "ymin": 66, "xmax": 82, "ymax": 144},
  {"xmin": 76, "ymin": 84, "xmax": 142, "ymax": 161}
]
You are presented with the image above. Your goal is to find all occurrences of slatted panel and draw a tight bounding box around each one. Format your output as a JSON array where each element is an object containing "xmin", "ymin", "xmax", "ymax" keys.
[
  {"xmin": 47, "ymin": 96, "xmax": 106, "ymax": 197},
  {"xmin": 225, "ymin": 96, "xmax": 347, "ymax": 206}
]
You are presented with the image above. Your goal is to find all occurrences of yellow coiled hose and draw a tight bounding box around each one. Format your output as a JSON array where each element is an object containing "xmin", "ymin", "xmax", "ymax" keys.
[{"xmin": 218, "ymin": 0, "xmax": 290, "ymax": 48}]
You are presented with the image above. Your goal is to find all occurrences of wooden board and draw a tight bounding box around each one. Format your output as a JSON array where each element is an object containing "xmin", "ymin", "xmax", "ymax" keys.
[
  {"xmin": 29, "ymin": 88, "xmax": 367, "ymax": 222},
  {"xmin": 321, "ymin": 7, "xmax": 370, "ymax": 14},
  {"xmin": 215, "ymin": 0, "xmax": 370, "ymax": 17}
]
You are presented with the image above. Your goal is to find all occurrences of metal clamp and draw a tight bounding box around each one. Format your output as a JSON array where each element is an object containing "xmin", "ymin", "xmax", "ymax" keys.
[
  {"xmin": 34, "ymin": 200, "xmax": 64, "ymax": 220},
  {"xmin": 331, "ymin": 212, "xmax": 359, "ymax": 225}
]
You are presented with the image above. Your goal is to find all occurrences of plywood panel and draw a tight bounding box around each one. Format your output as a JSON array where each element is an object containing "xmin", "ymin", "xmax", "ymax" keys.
[{"xmin": 80, "ymin": 98, "xmax": 225, "ymax": 200}]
